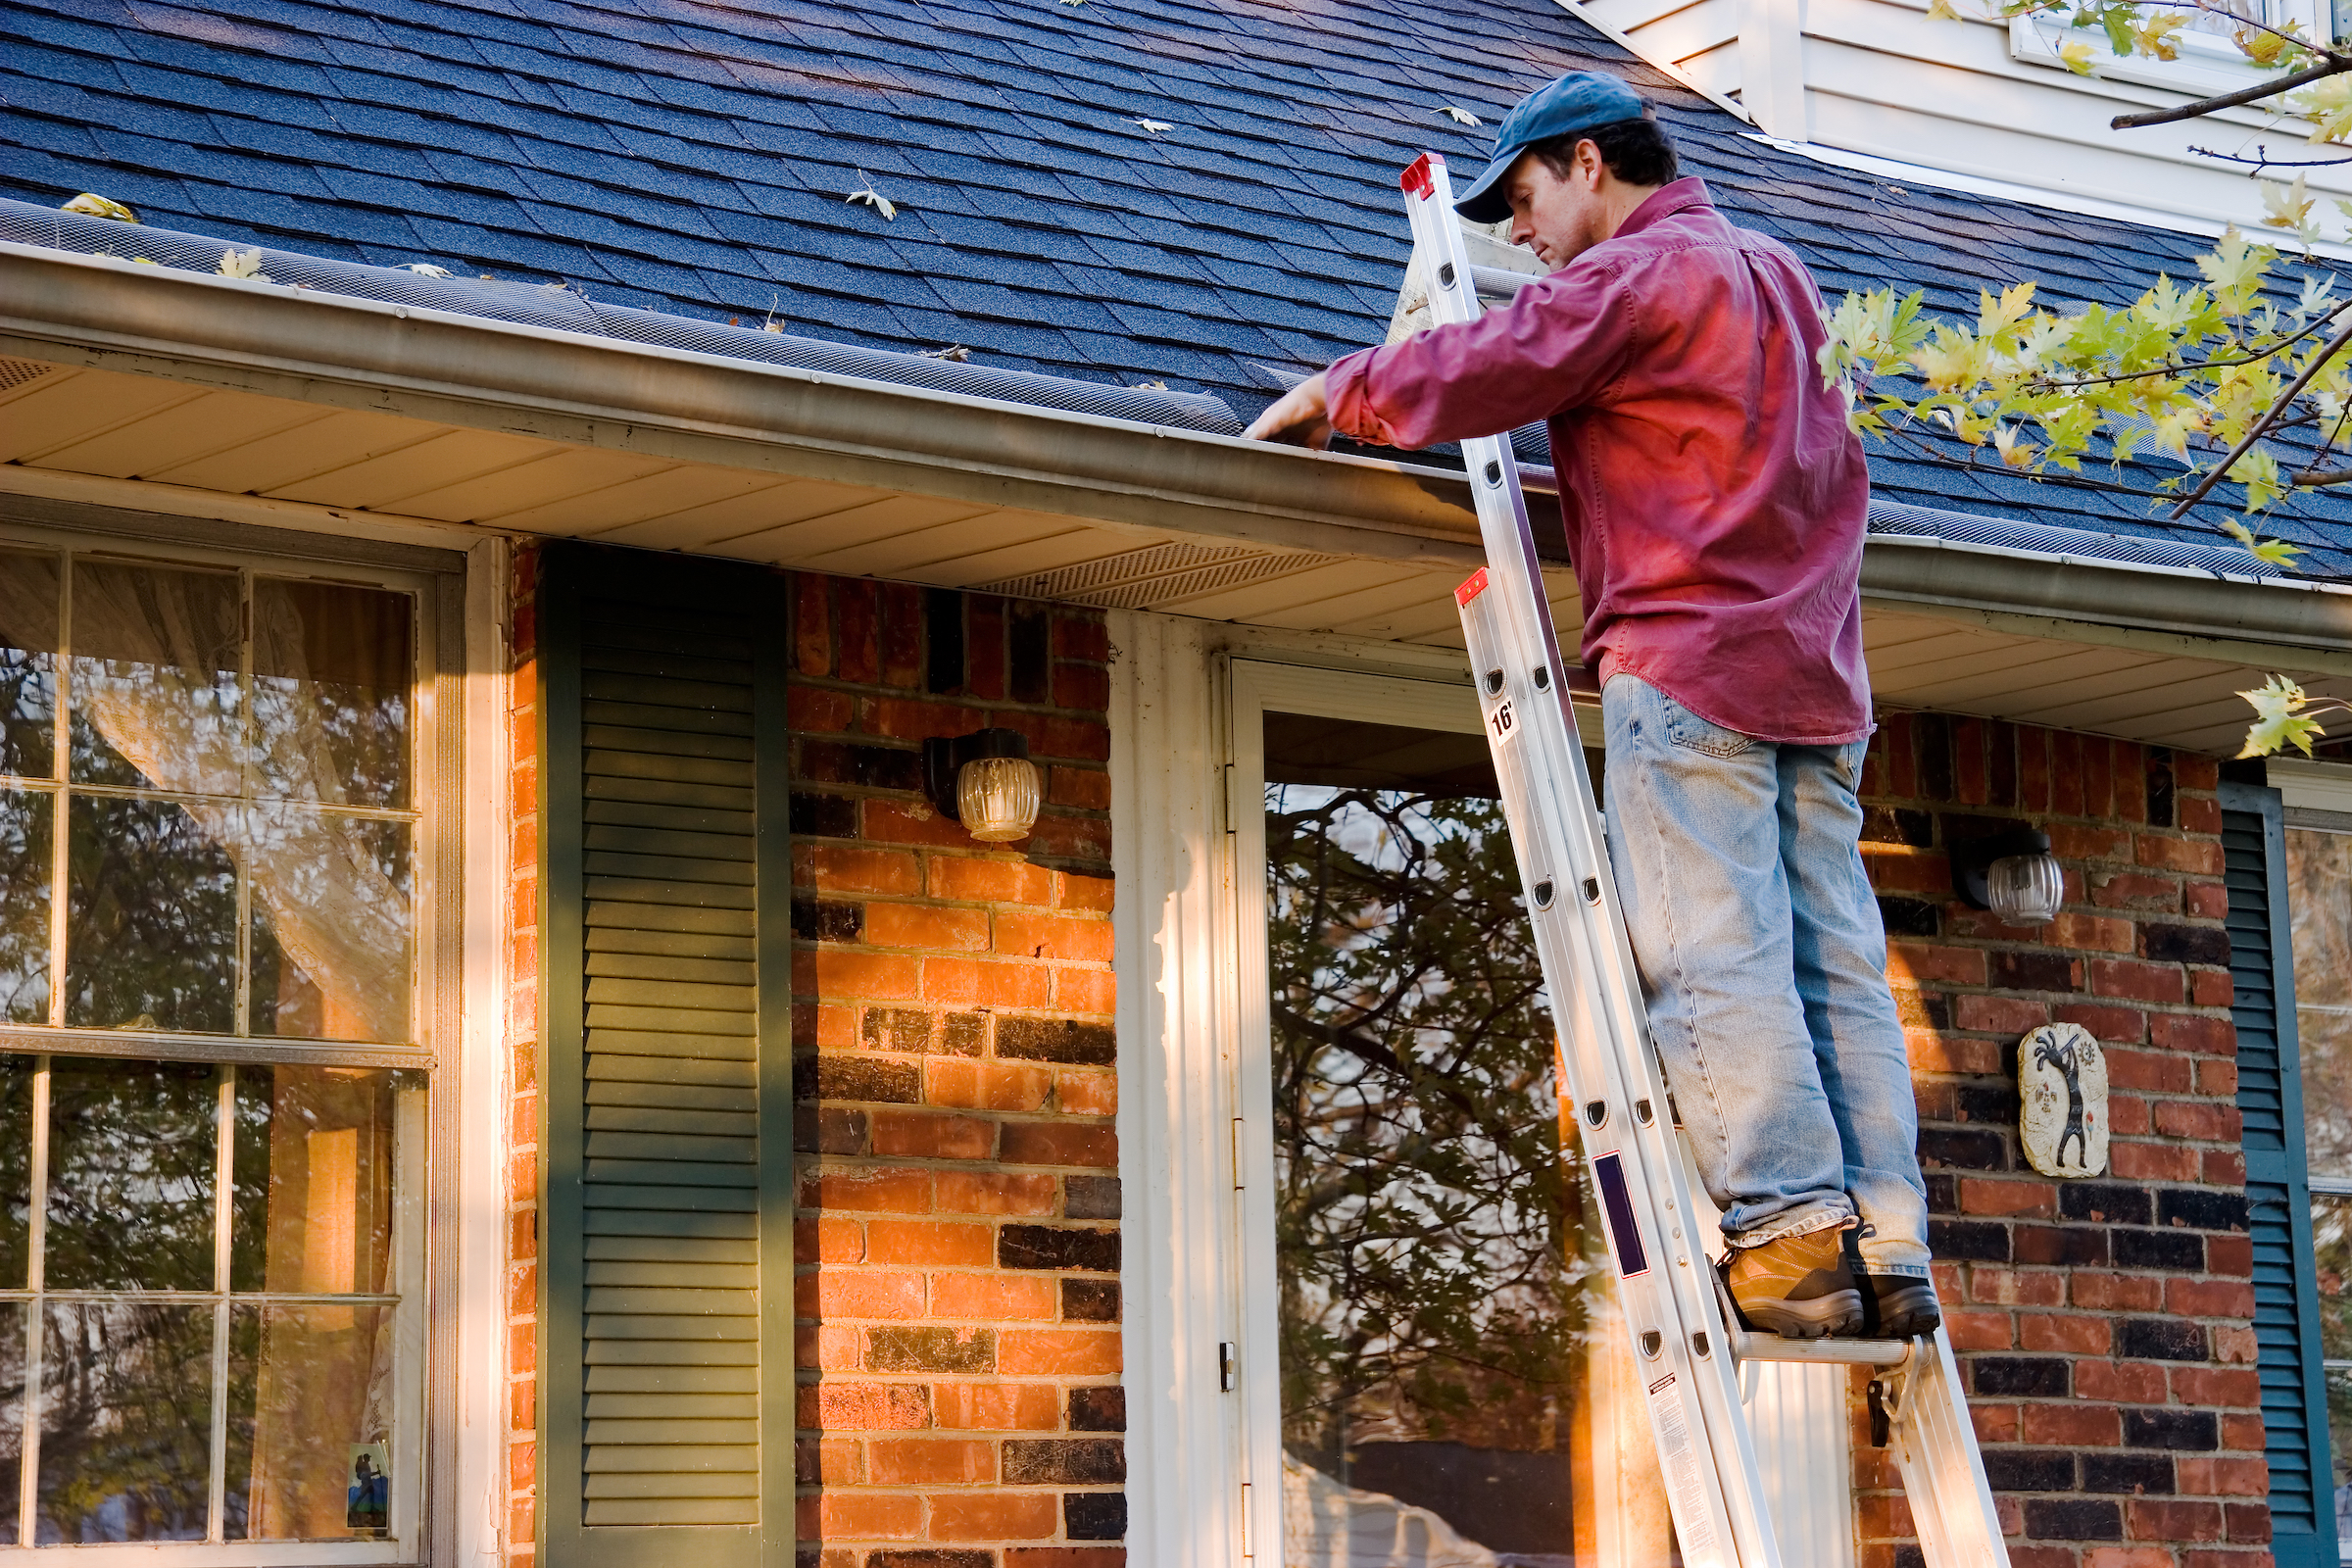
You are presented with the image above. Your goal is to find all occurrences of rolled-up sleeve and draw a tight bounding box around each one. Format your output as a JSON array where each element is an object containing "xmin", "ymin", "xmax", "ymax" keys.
[{"xmin": 1325, "ymin": 258, "xmax": 1640, "ymax": 450}]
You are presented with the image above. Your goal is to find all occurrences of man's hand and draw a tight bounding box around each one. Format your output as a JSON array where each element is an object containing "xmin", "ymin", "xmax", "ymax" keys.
[{"xmin": 1243, "ymin": 371, "xmax": 1332, "ymax": 448}]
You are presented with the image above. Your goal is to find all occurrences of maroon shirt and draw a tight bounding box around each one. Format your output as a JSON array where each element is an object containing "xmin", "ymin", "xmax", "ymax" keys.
[{"xmin": 1325, "ymin": 177, "xmax": 1873, "ymax": 746}]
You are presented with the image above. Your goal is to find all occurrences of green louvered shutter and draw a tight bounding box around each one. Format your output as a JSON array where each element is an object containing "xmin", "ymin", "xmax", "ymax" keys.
[
  {"xmin": 541, "ymin": 546, "xmax": 794, "ymax": 1567},
  {"xmin": 2224, "ymin": 781, "xmax": 2340, "ymax": 1568}
]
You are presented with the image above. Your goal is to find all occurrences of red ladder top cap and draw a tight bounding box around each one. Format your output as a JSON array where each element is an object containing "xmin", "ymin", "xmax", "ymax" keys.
[{"xmin": 1400, "ymin": 153, "xmax": 1446, "ymax": 196}]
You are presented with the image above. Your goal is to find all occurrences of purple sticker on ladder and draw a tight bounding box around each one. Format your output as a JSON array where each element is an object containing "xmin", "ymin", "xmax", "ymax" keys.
[{"xmin": 1593, "ymin": 1152, "xmax": 1648, "ymax": 1278}]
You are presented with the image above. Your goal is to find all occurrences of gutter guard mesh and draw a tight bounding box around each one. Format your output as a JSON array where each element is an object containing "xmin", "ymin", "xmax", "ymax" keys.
[
  {"xmin": 1865, "ymin": 499, "xmax": 2297, "ymax": 580},
  {"xmin": 0, "ymin": 199, "xmax": 1245, "ymax": 436}
]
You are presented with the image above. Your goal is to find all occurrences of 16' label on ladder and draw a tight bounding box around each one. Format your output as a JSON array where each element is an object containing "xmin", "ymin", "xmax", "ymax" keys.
[{"xmin": 1487, "ymin": 698, "xmax": 1520, "ymax": 748}]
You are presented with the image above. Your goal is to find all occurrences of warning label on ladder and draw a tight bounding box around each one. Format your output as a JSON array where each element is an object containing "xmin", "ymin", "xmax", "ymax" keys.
[{"xmin": 1646, "ymin": 1372, "xmax": 1722, "ymax": 1566}]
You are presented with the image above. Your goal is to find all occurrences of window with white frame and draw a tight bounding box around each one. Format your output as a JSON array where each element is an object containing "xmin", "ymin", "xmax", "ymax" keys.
[{"xmin": 0, "ymin": 531, "xmax": 435, "ymax": 1560}]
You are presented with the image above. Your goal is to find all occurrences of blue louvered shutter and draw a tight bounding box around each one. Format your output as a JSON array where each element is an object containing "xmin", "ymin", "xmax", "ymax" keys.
[{"xmin": 2224, "ymin": 781, "xmax": 2339, "ymax": 1568}]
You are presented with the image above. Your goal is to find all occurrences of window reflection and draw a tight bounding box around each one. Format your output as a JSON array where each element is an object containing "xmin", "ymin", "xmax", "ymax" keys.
[
  {"xmin": 68, "ymin": 561, "xmax": 242, "ymax": 797},
  {"xmin": 225, "ymin": 1303, "xmax": 396, "ymax": 1542},
  {"xmin": 1264, "ymin": 712, "xmax": 1639, "ymax": 1564},
  {"xmin": 0, "ymin": 791, "xmax": 51, "ymax": 1024},
  {"xmin": 0, "ymin": 547, "xmax": 58, "ymax": 778},
  {"xmin": 249, "ymin": 808, "xmax": 412, "ymax": 1044},
  {"xmin": 252, "ymin": 580, "xmax": 411, "ymax": 810},
  {"xmin": 229, "ymin": 1066, "xmax": 398, "ymax": 1297},
  {"xmin": 44, "ymin": 1059, "xmax": 220, "ymax": 1292},
  {"xmin": 64, "ymin": 796, "xmax": 237, "ymax": 1034},
  {"xmin": 2, "ymin": 1056, "xmax": 30, "ymax": 1288},
  {"xmin": 0, "ymin": 1302, "xmax": 22, "ymax": 1545},
  {"xmin": 35, "ymin": 1301, "xmax": 214, "ymax": 1544},
  {"xmin": 2288, "ymin": 824, "xmax": 2352, "ymax": 1544}
]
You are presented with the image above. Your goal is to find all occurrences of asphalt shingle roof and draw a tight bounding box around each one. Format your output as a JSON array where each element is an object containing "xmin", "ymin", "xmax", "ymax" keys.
[{"xmin": 7, "ymin": 0, "xmax": 2352, "ymax": 575}]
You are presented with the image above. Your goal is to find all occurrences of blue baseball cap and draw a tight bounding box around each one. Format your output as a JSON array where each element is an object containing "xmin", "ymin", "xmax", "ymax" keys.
[{"xmin": 1452, "ymin": 72, "xmax": 1650, "ymax": 223}]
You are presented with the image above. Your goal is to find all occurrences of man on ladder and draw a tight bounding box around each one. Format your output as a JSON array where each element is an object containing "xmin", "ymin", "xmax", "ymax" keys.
[{"xmin": 1245, "ymin": 70, "xmax": 1939, "ymax": 1345}]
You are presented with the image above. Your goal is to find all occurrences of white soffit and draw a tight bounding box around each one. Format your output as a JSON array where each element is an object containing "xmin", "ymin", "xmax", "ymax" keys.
[{"xmin": 0, "ymin": 352, "xmax": 2344, "ymax": 755}]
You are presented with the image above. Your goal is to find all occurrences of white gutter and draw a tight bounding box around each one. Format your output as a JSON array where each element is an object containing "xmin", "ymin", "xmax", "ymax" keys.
[{"xmin": 6, "ymin": 240, "xmax": 2351, "ymax": 662}]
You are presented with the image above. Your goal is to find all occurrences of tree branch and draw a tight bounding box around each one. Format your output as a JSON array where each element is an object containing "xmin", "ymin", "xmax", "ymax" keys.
[
  {"xmin": 2188, "ymin": 142, "xmax": 2352, "ymax": 168},
  {"xmin": 2111, "ymin": 52, "xmax": 2352, "ymax": 129},
  {"xmin": 2168, "ymin": 313, "xmax": 2352, "ymax": 515}
]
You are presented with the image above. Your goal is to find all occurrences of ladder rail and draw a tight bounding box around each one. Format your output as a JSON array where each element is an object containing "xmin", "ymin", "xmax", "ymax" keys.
[{"xmin": 1395, "ymin": 151, "xmax": 2010, "ymax": 1568}]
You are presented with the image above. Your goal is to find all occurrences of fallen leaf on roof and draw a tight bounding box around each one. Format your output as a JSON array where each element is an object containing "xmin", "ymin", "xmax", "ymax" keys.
[
  {"xmin": 1441, "ymin": 106, "xmax": 1482, "ymax": 125},
  {"xmin": 1129, "ymin": 118, "xmax": 1174, "ymax": 134},
  {"xmin": 63, "ymin": 192, "xmax": 137, "ymax": 222},
  {"xmin": 1134, "ymin": 380, "xmax": 1167, "ymax": 389},
  {"xmin": 919, "ymin": 344, "xmax": 972, "ymax": 361},
  {"xmin": 132, "ymin": 258, "xmax": 155, "ymax": 265},
  {"xmin": 402, "ymin": 263, "xmax": 454, "ymax": 278},
  {"xmin": 218, "ymin": 248, "xmax": 270, "ymax": 281},
  {"xmin": 848, "ymin": 171, "xmax": 899, "ymax": 220}
]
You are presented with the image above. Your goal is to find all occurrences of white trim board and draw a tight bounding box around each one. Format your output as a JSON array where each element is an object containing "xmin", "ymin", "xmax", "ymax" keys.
[{"xmin": 2272, "ymin": 756, "xmax": 2352, "ymax": 813}]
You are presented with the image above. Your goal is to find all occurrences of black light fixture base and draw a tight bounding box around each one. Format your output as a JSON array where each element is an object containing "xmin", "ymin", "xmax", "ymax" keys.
[
  {"xmin": 923, "ymin": 727, "xmax": 1032, "ymax": 823},
  {"xmin": 1952, "ymin": 824, "xmax": 2052, "ymax": 910}
]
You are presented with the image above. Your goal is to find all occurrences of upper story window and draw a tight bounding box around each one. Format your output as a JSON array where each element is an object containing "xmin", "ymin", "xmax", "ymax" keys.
[{"xmin": 0, "ymin": 531, "xmax": 437, "ymax": 1562}]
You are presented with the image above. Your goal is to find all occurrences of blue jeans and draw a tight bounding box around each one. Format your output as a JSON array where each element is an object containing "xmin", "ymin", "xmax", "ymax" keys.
[{"xmin": 1600, "ymin": 675, "xmax": 1931, "ymax": 1279}]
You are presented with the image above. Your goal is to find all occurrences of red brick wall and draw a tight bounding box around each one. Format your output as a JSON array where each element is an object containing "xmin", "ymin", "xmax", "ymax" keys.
[
  {"xmin": 789, "ymin": 576, "xmax": 1124, "ymax": 1567},
  {"xmin": 507, "ymin": 541, "xmax": 543, "ymax": 1566},
  {"xmin": 1855, "ymin": 713, "xmax": 2262, "ymax": 1568}
]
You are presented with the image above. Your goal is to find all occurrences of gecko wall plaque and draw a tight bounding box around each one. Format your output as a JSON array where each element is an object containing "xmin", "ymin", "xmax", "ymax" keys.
[{"xmin": 2019, "ymin": 1022, "xmax": 2108, "ymax": 1178}]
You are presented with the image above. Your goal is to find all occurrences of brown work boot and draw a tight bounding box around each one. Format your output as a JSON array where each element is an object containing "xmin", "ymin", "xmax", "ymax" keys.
[{"xmin": 1723, "ymin": 1226, "xmax": 1863, "ymax": 1340}]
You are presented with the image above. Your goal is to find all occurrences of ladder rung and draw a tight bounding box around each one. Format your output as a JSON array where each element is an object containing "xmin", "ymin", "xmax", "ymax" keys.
[{"xmin": 1730, "ymin": 1331, "xmax": 1918, "ymax": 1368}]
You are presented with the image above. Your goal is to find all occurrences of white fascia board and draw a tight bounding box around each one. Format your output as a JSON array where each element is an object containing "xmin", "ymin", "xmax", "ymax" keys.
[{"xmin": 1739, "ymin": 129, "xmax": 2352, "ymax": 258}]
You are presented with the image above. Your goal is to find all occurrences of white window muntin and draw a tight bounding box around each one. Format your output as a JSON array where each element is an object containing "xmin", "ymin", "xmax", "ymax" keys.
[{"xmin": 0, "ymin": 513, "xmax": 455, "ymax": 1565}]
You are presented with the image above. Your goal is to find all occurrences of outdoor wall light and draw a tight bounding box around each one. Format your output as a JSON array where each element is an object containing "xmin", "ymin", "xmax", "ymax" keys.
[
  {"xmin": 923, "ymin": 727, "xmax": 1041, "ymax": 843},
  {"xmin": 1954, "ymin": 824, "xmax": 2064, "ymax": 925}
]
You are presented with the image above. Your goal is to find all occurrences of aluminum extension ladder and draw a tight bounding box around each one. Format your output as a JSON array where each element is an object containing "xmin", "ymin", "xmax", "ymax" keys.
[{"xmin": 1396, "ymin": 151, "xmax": 2009, "ymax": 1568}]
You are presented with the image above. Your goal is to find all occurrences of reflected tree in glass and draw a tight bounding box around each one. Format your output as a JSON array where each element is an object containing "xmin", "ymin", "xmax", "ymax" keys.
[
  {"xmin": 0, "ymin": 791, "xmax": 52, "ymax": 1024},
  {"xmin": 68, "ymin": 562, "xmax": 241, "ymax": 796},
  {"xmin": 2289, "ymin": 827, "xmax": 2352, "ymax": 1514},
  {"xmin": 44, "ymin": 1058, "xmax": 219, "ymax": 1292},
  {"xmin": 64, "ymin": 796, "xmax": 236, "ymax": 1034},
  {"xmin": 0, "ymin": 547, "xmax": 58, "ymax": 778},
  {"xmin": 1267, "ymin": 785, "xmax": 1596, "ymax": 1479},
  {"xmin": 35, "ymin": 1302, "xmax": 213, "ymax": 1544}
]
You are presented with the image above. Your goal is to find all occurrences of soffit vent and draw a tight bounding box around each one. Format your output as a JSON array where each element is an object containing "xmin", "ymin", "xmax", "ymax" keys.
[
  {"xmin": 0, "ymin": 359, "xmax": 56, "ymax": 393},
  {"xmin": 979, "ymin": 541, "xmax": 1343, "ymax": 611}
]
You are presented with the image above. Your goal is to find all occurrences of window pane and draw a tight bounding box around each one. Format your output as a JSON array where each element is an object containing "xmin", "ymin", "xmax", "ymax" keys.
[
  {"xmin": 230, "ymin": 1065, "xmax": 402, "ymax": 1296},
  {"xmin": 69, "ymin": 560, "xmax": 242, "ymax": 796},
  {"xmin": 0, "ymin": 548, "xmax": 59, "ymax": 777},
  {"xmin": 2289, "ymin": 828, "xmax": 2352, "ymax": 1181},
  {"xmin": 0, "ymin": 789, "xmax": 52, "ymax": 1024},
  {"xmin": 44, "ymin": 1058, "xmax": 219, "ymax": 1292},
  {"xmin": 0, "ymin": 1055, "xmax": 29, "ymax": 1288},
  {"xmin": 225, "ymin": 1302, "xmax": 396, "ymax": 1542},
  {"xmin": 1266, "ymin": 731, "xmax": 1623, "ymax": 1560},
  {"xmin": 34, "ymin": 1301, "xmax": 214, "ymax": 1544},
  {"xmin": 250, "ymin": 808, "xmax": 412, "ymax": 1043},
  {"xmin": 0, "ymin": 1300, "xmax": 22, "ymax": 1545},
  {"xmin": 65, "ymin": 794, "xmax": 236, "ymax": 1034},
  {"xmin": 2316, "ymin": 1194, "xmax": 2352, "ymax": 1526},
  {"xmin": 252, "ymin": 579, "xmax": 411, "ymax": 810}
]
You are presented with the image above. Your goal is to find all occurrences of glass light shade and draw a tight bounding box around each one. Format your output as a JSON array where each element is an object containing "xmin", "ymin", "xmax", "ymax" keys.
[
  {"xmin": 1985, "ymin": 851, "xmax": 2064, "ymax": 925},
  {"xmin": 957, "ymin": 755, "xmax": 1041, "ymax": 842}
]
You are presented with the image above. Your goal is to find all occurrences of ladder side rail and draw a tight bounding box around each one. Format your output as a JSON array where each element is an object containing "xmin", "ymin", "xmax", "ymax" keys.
[
  {"xmin": 1891, "ymin": 1333, "xmax": 2009, "ymax": 1568},
  {"xmin": 1402, "ymin": 153, "xmax": 1777, "ymax": 1568}
]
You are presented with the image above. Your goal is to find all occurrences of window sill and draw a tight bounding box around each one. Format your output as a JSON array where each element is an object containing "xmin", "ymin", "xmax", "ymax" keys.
[{"xmin": 2008, "ymin": 12, "xmax": 2319, "ymax": 113}]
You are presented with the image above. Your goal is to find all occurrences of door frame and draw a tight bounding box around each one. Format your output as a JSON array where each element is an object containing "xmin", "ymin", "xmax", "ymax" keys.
[{"xmin": 1225, "ymin": 659, "xmax": 1504, "ymax": 1563}]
